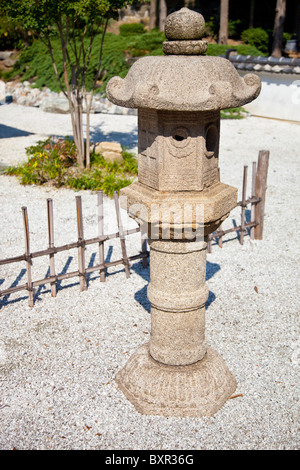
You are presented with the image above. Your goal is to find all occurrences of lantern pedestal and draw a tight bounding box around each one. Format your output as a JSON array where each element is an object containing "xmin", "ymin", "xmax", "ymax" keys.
[{"xmin": 116, "ymin": 344, "xmax": 236, "ymax": 418}]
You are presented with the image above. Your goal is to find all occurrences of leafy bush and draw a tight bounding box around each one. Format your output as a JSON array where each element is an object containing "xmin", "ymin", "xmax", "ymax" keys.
[
  {"xmin": 0, "ymin": 11, "xmax": 27, "ymax": 50},
  {"xmin": 204, "ymin": 16, "xmax": 219, "ymax": 39},
  {"xmin": 228, "ymin": 19, "xmax": 245, "ymax": 39},
  {"xmin": 5, "ymin": 137, "xmax": 138, "ymax": 196},
  {"xmin": 241, "ymin": 27, "xmax": 269, "ymax": 55},
  {"xmin": 119, "ymin": 22, "xmax": 146, "ymax": 36},
  {"xmin": 221, "ymin": 107, "xmax": 248, "ymax": 119},
  {"xmin": 206, "ymin": 43, "xmax": 265, "ymax": 57}
]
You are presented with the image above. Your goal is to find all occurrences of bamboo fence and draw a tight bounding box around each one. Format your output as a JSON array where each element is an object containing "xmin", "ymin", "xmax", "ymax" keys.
[
  {"xmin": 0, "ymin": 150, "xmax": 269, "ymax": 306},
  {"xmin": 0, "ymin": 191, "xmax": 149, "ymax": 307},
  {"xmin": 207, "ymin": 150, "xmax": 269, "ymax": 252}
]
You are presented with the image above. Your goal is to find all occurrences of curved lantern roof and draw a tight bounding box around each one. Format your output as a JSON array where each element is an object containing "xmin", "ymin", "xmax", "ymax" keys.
[{"xmin": 106, "ymin": 8, "xmax": 261, "ymax": 112}]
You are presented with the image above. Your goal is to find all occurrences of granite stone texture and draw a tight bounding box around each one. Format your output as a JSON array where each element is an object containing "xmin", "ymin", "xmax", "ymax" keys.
[
  {"xmin": 115, "ymin": 344, "xmax": 237, "ymax": 418},
  {"xmin": 148, "ymin": 239, "xmax": 208, "ymax": 366},
  {"xmin": 106, "ymin": 55, "xmax": 261, "ymax": 112},
  {"xmin": 164, "ymin": 8, "xmax": 206, "ymax": 40}
]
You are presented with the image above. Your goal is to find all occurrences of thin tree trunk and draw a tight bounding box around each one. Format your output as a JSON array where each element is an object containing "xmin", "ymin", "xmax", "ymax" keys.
[
  {"xmin": 159, "ymin": 0, "xmax": 167, "ymax": 32},
  {"xmin": 218, "ymin": 0, "xmax": 229, "ymax": 45},
  {"xmin": 249, "ymin": 0, "xmax": 255, "ymax": 28},
  {"xmin": 85, "ymin": 89, "xmax": 95, "ymax": 170},
  {"xmin": 150, "ymin": 0, "xmax": 157, "ymax": 30},
  {"xmin": 272, "ymin": 0, "xmax": 286, "ymax": 58}
]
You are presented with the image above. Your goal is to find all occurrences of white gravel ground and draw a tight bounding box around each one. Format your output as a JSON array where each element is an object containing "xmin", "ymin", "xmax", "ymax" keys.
[{"xmin": 0, "ymin": 103, "xmax": 299, "ymax": 450}]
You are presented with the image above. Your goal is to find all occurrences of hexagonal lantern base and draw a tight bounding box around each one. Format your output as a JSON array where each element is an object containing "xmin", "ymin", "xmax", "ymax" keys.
[{"xmin": 115, "ymin": 343, "xmax": 237, "ymax": 417}]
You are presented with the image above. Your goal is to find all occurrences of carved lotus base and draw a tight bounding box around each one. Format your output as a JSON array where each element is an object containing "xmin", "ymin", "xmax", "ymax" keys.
[{"xmin": 115, "ymin": 343, "xmax": 237, "ymax": 417}]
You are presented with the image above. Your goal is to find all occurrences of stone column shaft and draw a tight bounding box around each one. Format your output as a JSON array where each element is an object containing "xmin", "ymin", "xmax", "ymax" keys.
[{"xmin": 148, "ymin": 239, "xmax": 208, "ymax": 365}]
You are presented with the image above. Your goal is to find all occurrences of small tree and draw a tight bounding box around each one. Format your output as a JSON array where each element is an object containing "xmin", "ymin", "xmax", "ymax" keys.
[{"xmin": 1, "ymin": 0, "xmax": 133, "ymax": 169}]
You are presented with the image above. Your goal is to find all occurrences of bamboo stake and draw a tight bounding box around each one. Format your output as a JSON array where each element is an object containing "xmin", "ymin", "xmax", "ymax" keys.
[
  {"xmin": 240, "ymin": 165, "xmax": 248, "ymax": 245},
  {"xmin": 254, "ymin": 150, "xmax": 270, "ymax": 240},
  {"xmin": 113, "ymin": 191, "xmax": 130, "ymax": 278},
  {"xmin": 97, "ymin": 191, "xmax": 106, "ymax": 282},
  {"xmin": 207, "ymin": 234, "xmax": 212, "ymax": 253},
  {"xmin": 47, "ymin": 199, "xmax": 57, "ymax": 297},
  {"xmin": 217, "ymin": 167, "xmax": 223, "ymax": 248},
  {"xmin": 76, "ymin": 196, "xmax": 87, "ymax": 291},
  {"xmin": 22, "ymin": 206, "xmax": 34, "ymax": 307},
  {"xmin": 250, "ymin": 161, "xmax": 257, "ymax": 240}
]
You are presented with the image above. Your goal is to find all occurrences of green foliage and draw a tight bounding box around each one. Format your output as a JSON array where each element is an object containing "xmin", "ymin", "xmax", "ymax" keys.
[
  {"xmin": 5, "ymin": 137, "xmax": 78, "ymax": 186},
  {"xmin": 241, "ymin": 28, "xmax": 269, "ymax": 55},
  {"xmin": 5, "ymin": 137, "xmax": 137, "ymax": 196},
  {"xmin": 228, "ymin": 19, "xmax": 245, "ymax": 39},
  {"xmin": 220, "ymin": 107, "xmax": 248, "ymax": 120},
  {"xmin": 204, "ymin": 16, "xmax": 219, "ymax": 39},
  {"xmin": 0, "ymin": 11, "xmax": 27, "ymax": 50},
  {"xmin": 119, "ymin": 22, "xmax": 146, "ymax": 36},
  {"xmin": 206, "ymin": 43, "xmax": 265, "ymax": 57},
  {"xmin": 0, "ymin": 1, "xmax": 134, "ymax": 35}
]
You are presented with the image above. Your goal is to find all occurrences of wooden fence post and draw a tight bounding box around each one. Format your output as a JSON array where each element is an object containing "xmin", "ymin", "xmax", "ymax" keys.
[
  {"xmin": 240, "ymin": 165, "xmax": 248, "ymax": 245},
  {"xmin": 76, "ymin": 196, "xmax": 87, "ymax": 291},
  {"xmin": 97, "ymin": 191, "xmax": 106, "ymax": 282},
  {"xmin": 47, "ymin": 199, "xmax": 57, "ymax": 297},
  {"xmin": 22, "ymin": 206, "xmax": 34, "ymax": 307},
  {"xmin": 250, "ymin": 161, "xmax": 257, "ymax": 240},
  {"xmin": 254, "ymin": 150, "xmax": 270, "ymax": 240},
  {"xmin": 113, "ymin": 191, "xmax": 131, "ymax": 279}
]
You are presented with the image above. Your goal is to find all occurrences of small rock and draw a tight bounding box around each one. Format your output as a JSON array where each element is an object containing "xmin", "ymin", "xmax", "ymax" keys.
[
  {"xmin": 102, "ymin": 151, "xmax": 123, "ymax": 163},
  {"xmin": 91, "ymin": 141, "xmax": 123, "ymax": 163},
  {"xmin": 41, "ymin": 96, "xmax": 70, "ymax": 114}
]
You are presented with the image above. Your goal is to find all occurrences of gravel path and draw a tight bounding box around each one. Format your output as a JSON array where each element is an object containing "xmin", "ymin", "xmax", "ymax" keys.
[{"xmin": 0, "ymin": 103, "xmax": 299, "ymax": 450}]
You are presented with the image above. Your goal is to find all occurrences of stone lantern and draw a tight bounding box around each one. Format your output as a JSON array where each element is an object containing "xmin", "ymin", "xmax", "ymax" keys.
[{"xmin": 106, "ymin": 8, "xmax": 261, "ymax": 417}]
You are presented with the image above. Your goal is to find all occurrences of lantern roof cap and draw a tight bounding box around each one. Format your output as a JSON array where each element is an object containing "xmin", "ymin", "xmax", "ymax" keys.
[{"xmin": 106, "ymin": 8, "xmax": 261, "ymax": 111}]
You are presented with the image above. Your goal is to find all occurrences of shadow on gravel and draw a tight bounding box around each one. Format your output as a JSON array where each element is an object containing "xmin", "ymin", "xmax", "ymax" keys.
[
  {"xmin": 0, "ymin": 123, "xmax": 34, "ymax": 138},
  {"xmin": 90, "ymin": 127, "xmax": 138, "ymax": 150},
  {"xmin": 0, "ymin": 246, "xmax": 219, "ymax": 310}
]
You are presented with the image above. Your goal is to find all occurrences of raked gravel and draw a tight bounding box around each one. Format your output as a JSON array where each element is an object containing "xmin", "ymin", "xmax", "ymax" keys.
[{"xmin": 0, "ymin": 103, "xmax": 299, "ymax": 450}]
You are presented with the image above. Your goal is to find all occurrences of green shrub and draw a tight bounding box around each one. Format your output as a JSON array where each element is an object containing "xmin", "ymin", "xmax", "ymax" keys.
[
  {"xmin": 228, "ymin": 19, "xmax": 245, "ymax": 39},
  {"xmin": 206, "ymin": 43, "xmax": 265, "ymax": 57},
  {"xmin": 241, "ymin": 27, "xmax": 269, "ymax": 55},
  {"xmin": 5, "ymin": 137, "xmax": 138, "ymax": 196},
  {"xmin": 221, "ymin": 107, "xmax": 248, "ymax": 119},
  {"xmin": 0, "ymin": 12, "xmax": 26, "ymax": 50},
  {"xmin": 204, "ymin": 16, "xmax": 219, "ymax": 39},
  {"xmin": 5, "ymin": 137, "xmax": 77, "ymax": 186},
  {"xmin": 119, "ymin": 22, "xmax": 146, "ymax": 36}
]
